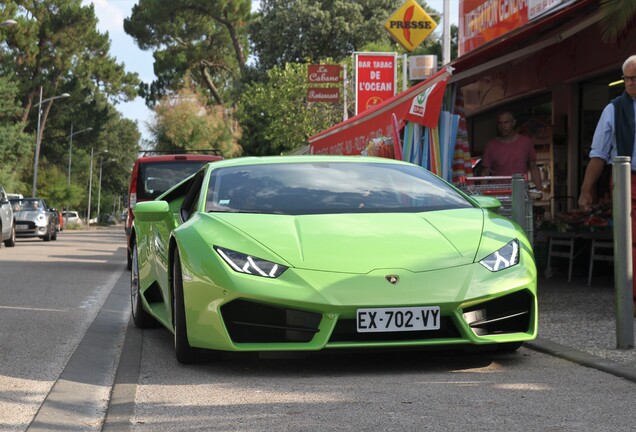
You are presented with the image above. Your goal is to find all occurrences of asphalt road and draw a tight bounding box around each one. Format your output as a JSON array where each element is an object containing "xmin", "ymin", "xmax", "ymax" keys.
[
  {"xmin": 0, "ymin": 226, "xmax": 128, "ymax": 431},
  {"xmin": 1, "ymin": 226, "xmax": 635, "ymax": 431}
]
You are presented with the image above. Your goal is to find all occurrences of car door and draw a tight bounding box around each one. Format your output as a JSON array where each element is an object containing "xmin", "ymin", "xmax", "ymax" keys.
[{"xmin": 145, "ymin": 171, "xmax": 205, "ymax": 318}]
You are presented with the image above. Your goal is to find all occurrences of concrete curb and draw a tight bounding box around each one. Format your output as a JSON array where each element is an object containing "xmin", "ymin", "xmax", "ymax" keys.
[{"xmin": 525, "ymin": 338, "xmax": 636, "ymax": 383}]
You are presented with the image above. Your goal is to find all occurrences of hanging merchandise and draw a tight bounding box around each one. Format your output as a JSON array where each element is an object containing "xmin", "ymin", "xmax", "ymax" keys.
[
  {"xmin": 438, "ymin": 111, "xmax": 460, "ymax": 182},
  {"xmin": 397, "ymin": 84, "xmax": 459, "ymax": 182},
  {"xmin": 451, "ymin": 89, "xmax": 473, "ymax": 183},
  {"xmin": 391, "ymin": 113, "xmax": 403, "ymax": 160},
  {"xmin": 363, "ymin": 137, "xmax": 395, "ymax": 159}
]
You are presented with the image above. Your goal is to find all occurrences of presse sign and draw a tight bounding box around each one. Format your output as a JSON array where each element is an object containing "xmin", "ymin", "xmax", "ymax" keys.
[{"xmin": 384, "ymin": 0, "xmax": 437, "ymax": 52}]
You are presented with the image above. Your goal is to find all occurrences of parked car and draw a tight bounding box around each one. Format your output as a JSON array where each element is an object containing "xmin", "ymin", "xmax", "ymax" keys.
[
  {"xmin": 10, "ymin": 198, "xmax": 57, "ymax": 241},
  {"xmin": 132, "ymin": 156, "xmax": 537, "ymax": 364},
  {"xmin": 62, "ymin": 210, "xmax": 81, "ymax": 225},
  {"xmin": 0, "ymin": 186, "xmax": 16, "ymax": 248},
  {"xmin": 125, "ymin": 152, "xmax": 223, "ymax": 270}
]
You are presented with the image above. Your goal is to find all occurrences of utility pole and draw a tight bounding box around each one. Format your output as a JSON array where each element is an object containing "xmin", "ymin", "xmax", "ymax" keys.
[{"xmin": 442, "ymin": 0, "xmax": 451, "ymax": 65}]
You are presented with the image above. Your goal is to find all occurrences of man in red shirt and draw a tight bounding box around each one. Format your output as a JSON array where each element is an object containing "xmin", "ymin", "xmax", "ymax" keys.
[{"xmin": 481, "ymin": 110, "xmax": 543, "ymax": 190}]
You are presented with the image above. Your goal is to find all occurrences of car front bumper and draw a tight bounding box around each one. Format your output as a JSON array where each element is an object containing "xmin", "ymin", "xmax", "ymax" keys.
[
  {"xmin": 174, "ymin": 258, "xmax": 538, "ymax": 353},
  {"xmin": 15, "ymin": 220, "xmax": 49, "ymax": 238}
]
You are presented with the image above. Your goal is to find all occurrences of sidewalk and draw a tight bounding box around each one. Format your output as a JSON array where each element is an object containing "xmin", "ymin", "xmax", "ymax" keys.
[{"xmin": 525, "ymin": 273, "xmax": 636, "ymax": 382}]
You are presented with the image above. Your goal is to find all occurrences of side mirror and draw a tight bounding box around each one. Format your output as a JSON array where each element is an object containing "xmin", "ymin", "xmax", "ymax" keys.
[
  {"xmin": 133, "ymin": 200, "xmax": 171, "ymax": 222},
  {"xmin": 471, "ymin": 195, "xmax": 502, "ymax": 212},
  {"xmin": 0, "ymin": 197, "xmax": 8, "ymax": 205}
]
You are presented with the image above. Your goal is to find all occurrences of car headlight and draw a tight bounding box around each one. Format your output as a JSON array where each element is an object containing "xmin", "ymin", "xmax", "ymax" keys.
[
  {"xmin": 214, "ymin": 246, "xmax": 288, "ymax": 278},
  {"xmin": 479, "ymin": 239, "xmax": 519, "ymax": 272},
  {"xmin": 37, "ymin": 214, "xmax": 46, "ymax": 222}
]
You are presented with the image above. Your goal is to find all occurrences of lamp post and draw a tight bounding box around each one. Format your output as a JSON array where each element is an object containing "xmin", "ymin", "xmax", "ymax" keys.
[
  {"xmin": 32, "ymin": 87, "xmax": 70, "ymax": 197},
  {"xmin": 87, "ymin": 146, "xmax": 94, "ymax": 226},
  {"xmin": 97, "ymin": 156, "xmax": 115, "ymax": 222},
  {"xmin": 66, "ymin": 124, "xmax": 92, "ymax": 224},
  {"xmin": 87, "ymin": 149, "xmax": 110, "ymax": 226}
]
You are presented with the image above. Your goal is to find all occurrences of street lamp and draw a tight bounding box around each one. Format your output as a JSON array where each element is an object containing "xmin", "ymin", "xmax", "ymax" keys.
[
  {"xmin": 32, "ymin": 87, "xmax": 70, "ymax": 197},
  {"xmin": 87, "ymin": 146, "xmax": 94, "ymax": 226},
  {"xmin": 97, "ymin": 156, "xmax": 115, "ymax": 221},
  {"xmin": 66, "ymin": 124, "xmax": 92, "ymax": 224},
  {"xmin": 87, "ymin": 148, "xmax": 108, "ymax": 226}
]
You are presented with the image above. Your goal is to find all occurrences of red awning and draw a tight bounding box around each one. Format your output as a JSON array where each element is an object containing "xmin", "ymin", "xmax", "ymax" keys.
[{"xmin": 309, "ymin": 66, "xmax": 453, "ymax": 155}]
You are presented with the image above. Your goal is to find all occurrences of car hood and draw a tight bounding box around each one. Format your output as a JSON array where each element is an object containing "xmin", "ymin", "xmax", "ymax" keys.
[
  {"xmin": 14, "ymin": 211, "xmax": 46, "ymax": 221},
  {"xmin": 208, "ymin": 209, "xmax": 486, "ymax": 273}
]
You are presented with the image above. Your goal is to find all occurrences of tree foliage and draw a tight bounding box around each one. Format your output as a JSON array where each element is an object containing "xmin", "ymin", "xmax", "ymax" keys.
[
  {"xmin": 598, "ymin": 0, "xmax": 636, "ymax": 42},
  {"xmin": 0, "ymin": 0, "xmax": 142, "ymax": 214},
  {"xmin": 124, "ymin": 0, "xmax": 251, "ymax": 107},
  {"xmin": 150, "ymin": 87, "xmax": 241, "ymax": 157},
  {"xmin": 236, "ymin": 62, "xmax": 342, "ymax": 155},
  {"xmin": 249, "ymin": 0, "xmax": 403, "ymax": 73},
  {"xmin": 0, "ymin": 75, "xmax": 33, "ymax": 192}
]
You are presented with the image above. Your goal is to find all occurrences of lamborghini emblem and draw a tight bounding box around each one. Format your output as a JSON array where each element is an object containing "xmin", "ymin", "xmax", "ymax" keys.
[{"xmin": 385, "ymin": 275, "xmax": 399, "ymax": 285}]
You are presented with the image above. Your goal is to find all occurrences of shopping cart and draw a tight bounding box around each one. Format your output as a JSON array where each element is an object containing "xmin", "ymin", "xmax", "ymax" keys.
[{"xmin": 457, "ymin": 175, "xmax": 534, "ymax": 242}]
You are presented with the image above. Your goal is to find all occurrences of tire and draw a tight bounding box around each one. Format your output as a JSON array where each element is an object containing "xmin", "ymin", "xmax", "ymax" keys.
[
  {"xmin": 42, "ymin": 225, "xmax": 51, "ymax": 241},
  {"xmin": 126, "ymin": 247, "xmax": 132, "ymax": 271},
  {"xmin": 130, "ymin": 243, "xmax": 156, "ymax": 328},
  {"xmin": 51, "ymin": 224, "xmax": 58, "ymax": 240},
  {"xmin": 173, "ymin": 248, "xmax": 200, "ymax": 364},
  {"xmin": 4, "ymin": 224, "xmax": 16, "ymax": 247}
]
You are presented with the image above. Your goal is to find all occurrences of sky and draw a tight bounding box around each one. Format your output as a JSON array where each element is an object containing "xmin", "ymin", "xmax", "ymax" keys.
[{"xmin": 86, "ymin": 0, "xmax": 459, "ymax": 142}]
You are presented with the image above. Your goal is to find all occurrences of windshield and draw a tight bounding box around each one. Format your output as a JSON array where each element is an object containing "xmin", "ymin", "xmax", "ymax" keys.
[
  {"xmin": 10, "ymin": 198, "xmax": 45, "ymax": 212},
  {"xmin": 137, "ymin": 161, "xmax": 210, "ymax": 200},
  {"xmin": 205, "ymin": 162, "xmax": 472, "ymax": 215}
]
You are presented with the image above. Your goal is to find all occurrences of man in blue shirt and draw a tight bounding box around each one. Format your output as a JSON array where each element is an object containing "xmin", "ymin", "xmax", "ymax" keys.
[{"xmin": 579, "ymin": 55, "xmax": 636, "ymax": 311}]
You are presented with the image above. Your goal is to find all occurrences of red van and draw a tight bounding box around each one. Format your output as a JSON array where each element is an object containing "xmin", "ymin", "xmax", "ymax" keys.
[{"xmin": 125, "ymin": 152, "xmax": 223, "ymax": 269}]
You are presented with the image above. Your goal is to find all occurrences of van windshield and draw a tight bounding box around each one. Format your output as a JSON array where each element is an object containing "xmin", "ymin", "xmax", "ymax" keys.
[{"xmin": 137, "ymin": 161, "xmax": 208, "ymax": 200}]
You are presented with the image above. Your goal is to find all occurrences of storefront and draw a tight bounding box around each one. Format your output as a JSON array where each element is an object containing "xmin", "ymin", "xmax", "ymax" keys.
[
  {"xmin": 309, "ymin": 0, "xmax": 634, "ymax": 229},
  {"xmin": 451, "ymin": 0, "xmax": 635, "ymax": 222}
]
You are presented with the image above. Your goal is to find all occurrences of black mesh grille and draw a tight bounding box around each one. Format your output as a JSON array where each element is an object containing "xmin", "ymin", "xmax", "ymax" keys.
[
  {"xmin": 222, "ymin": 300, "xmax": 322, "ymax": 343},
  {"xmin": 16, "ymin": 221, "xmax": 36, "ymax": 229}
]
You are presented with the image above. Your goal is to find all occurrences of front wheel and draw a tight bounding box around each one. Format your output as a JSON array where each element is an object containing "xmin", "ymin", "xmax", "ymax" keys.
[
  {"xmin": 42, "ymin": 226, "xmax": 51, "ymax": 241},
  {"xmin": 131, "ymin": 243, "xmax": 156, "ymax": 328},
  {"xmin": 172, "ymin": 248, "xmax": 200, "ymax": 364},
  {"xmin": 127, "ymin": 246, "xmax": 132, "ymax": 271}
]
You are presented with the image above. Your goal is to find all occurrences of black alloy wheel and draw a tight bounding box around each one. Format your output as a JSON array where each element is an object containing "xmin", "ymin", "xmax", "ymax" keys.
[
  {"xmin": 172, "ymin": 248, "xmax": 200, "ymax": 364},
  {"xmin": 131, "ymin": 243, "xmax": 156, "ymax": 328}
]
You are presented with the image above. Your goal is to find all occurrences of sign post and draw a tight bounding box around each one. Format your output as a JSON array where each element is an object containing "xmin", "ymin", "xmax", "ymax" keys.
[{"xmin": 612, "ymin": 156, "xmax": 635, "ymax": 349}]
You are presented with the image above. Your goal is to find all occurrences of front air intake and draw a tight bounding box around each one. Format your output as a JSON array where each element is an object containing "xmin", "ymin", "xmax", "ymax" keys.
[
  {"xmin": 463, "ymin": 290, "xmax": 533, "ymax": 336},
  {"xmin": 221, "ymin": 300, "xmax": 322, "ymax": 343}
]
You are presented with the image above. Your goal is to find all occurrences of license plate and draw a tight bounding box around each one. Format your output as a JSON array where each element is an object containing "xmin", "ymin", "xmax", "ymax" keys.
[
  {"xmin": 16, "ymin": 225, "xmax": 28, "ymax": 230},
  {"xmin": 356, "ymin": 306, "xmax": 440, "ymax": 333}
]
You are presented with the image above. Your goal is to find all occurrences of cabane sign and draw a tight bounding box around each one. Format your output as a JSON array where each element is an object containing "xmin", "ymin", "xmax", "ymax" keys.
[
  {"xmin": 307, "ymin": 88, "xmax": 340, "ymax": 103},
  {"xmin": 308, "ymin": 65, "xmax": 342, "ymax": 83}
]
